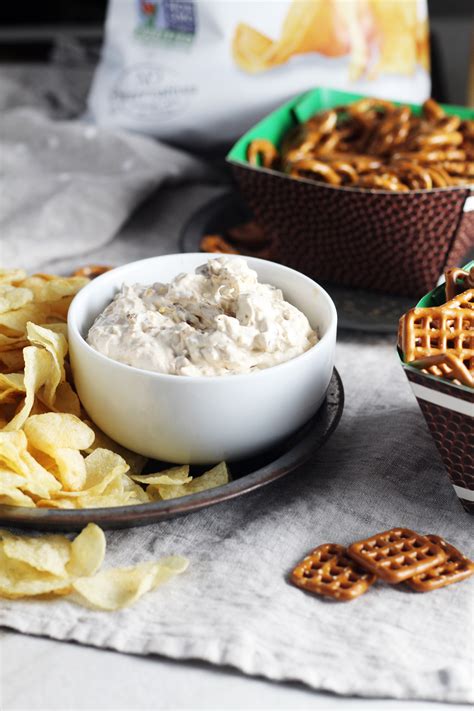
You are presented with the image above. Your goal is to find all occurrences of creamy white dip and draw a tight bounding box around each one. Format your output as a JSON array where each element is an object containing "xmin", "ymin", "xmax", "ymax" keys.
[{"xmin": 87, "ymin": 258, "xmax": 317, "ymax": 377}]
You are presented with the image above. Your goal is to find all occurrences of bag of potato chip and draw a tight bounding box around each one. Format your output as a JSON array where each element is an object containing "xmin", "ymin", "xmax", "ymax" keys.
[{"xmin": 88, "ymin": 0, "xmax": 430, "ymax": 150}]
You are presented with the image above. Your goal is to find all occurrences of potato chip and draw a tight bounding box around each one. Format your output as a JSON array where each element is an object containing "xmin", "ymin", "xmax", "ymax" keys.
[
  {"xmin": 72, "ymin": 556, "xmax": 189, "ymax": 610},
  {"xmin": 26, "ymin": 322, "xmax": 67, "ymax": 407},
  {"xmin": 0, "ymin": 268, "xmax": 27, "ymax": 284},
  {"xmin": 36, "ymin": 498, "xmax": 76, "ymax": 509},
  {"xmin": 0, "ymin": 489, "xmax": 35, "ymax": 507},
  {"xmin": 0, "ymin": 430, "xmax": 61, "ymax": 498},
  {"xmin": 38, "ymin": 448, "xmax": 131, "ymax": 508},
  {"xmin": 2, "ymin": 346, "xmax": 52, "ymax": 431},
  {"xmin": 23, "ymin": 415, "xmax": 94, "ymax": 490},
  {"xmin": 0, "ymin": 373, "xmax": 25, "ymax": 411},
  {"xmin": 19, "ymin": 275, "xmax": 89, "ymax": 303},
  {"xmin": 131, "ymin": 465, "xmax": 191, "ymax": 486},
  {"xmin": 43, "ymin": 381, "xmax": 80, "ymax": 417},
  {"xmin": 66, "ymin": 523, "xmax": 106, "ymax": 578},
  {"xmin": 1, "ymin": 530, "xmax": 71, "ymax": 577},
  {"xmin": 84, "ymin": 421, "xmax": 147, "ymax": 476},
  {"xmin": 156, "ymin": 462, "xmax": 229, "ymax": 500},
  {"xmin": 0, "ymin": 467, "xmax": 28, "ymax": 488},
  {"xmin": 0, "ymin": 333, "xmax": 28, "ymax": 352},
  {"xmin": 0, "ymin": 373, "xmax": 25, "ymax": 394},
  {"xmin": 24, "ymin": 413, "xmax": 94, "ymax": 451},
  {"xmin": 0, "ymin": 349, "xmax": 25, "ymax": 374},
  {"xmin": 0, "ymin": 524, "xmax": 105, "ymax": 598},
  {"xmin": 0, "ymin": 303, "xmax": 55, "ymax": 336},
  {"xmin": 0, "ymin": 285, "xmax": 34, "ymax": 314},
  {"xmin": 0, "ymin": 549, "xmax": 71, "ymax": 598},
  {"xmin": 0, "ymin": 468, "xmax": 36, "ymax": 507}
]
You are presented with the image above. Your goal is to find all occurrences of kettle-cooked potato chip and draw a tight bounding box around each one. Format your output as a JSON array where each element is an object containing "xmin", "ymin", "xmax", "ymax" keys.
[
  {"xmin": 0, "ymin": 523, "xmax": 187, "ymax": 612},
  {"xmin": 154, "ymin": 462, "xmax": 229, "ymax": 501},
  {"xmin": 84, "ymin": 421, "xmax": 147, "ymax": 476},
  {"xmin": 0, "ymin": 430, "xmax": 61, "ymax": 498},
  {"xmin": 2, "ymin": 346, "xmax": 52, "ymax": 431},
  {"xmin": 19, "ymin": 275, "xmax": 89, "ymax": 303},
  {"xmin": 72, "ymin": 556, "xmax": 189, "ymax": 610},
  {"xmin": 24, "ymin": 413, "xmax": 95, "ymax": 452},
  {"xmin": 131, "ymin": 465, "xmax": 191, "ymax": 486},
  {"xmin": 66, "ymin": 523, "xmax": 106, "ymax": 578},
  {"xmin": 0, "ymin": 285, "xmax": 34, "ymax": 314},
  {"xmin": 1, "ymin": 530, "xmax": 71, "ymax": 577},
  {"xmin": 26, "ymin": 323, "xmax": 68, "ymax": 408},
  {"xmin": 0, "ymin": 523, "xmax": 105, "ymax": 598},
  {"xmin": 0, "ymin": 269, "xmax": 27, "ymax": 285}
]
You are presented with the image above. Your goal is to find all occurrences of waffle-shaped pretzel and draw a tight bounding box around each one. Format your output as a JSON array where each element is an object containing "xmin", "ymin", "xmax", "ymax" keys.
[
  {"xmin": 290, "ymin": 543, "xmax": 376, "ymax": 601},
  {"xmin": 406, "ymin": 535, "xmax": 474, "ymax": 592},
  {"xmin": 399, "ymin": 303, "xmax": 474, "ymax": 363},
  {"xmin": 410, "ymin": 353, "xmax": 474, "ymax": 388},
  {"xmin": 347, "ymin": 528, "xmax": 447, "ymax": 584},
  {"xmin": 445, "ymin": 267, "xmax": 474, "ymax": 301},
  {"xmin": 444, "ymin": 285, "xmax": 474, "ymax": 311}
]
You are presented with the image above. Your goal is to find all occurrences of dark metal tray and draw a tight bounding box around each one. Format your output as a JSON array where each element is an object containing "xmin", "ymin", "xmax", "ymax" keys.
[{"xmin": 0, "ymin": 370, "xmax": 344, "ymax": 532}]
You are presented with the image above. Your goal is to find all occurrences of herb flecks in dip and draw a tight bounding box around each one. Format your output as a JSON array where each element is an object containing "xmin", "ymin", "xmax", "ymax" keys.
[{"xmin": 87, "ymin": 258, "xmax": 317, "ymax": 377}]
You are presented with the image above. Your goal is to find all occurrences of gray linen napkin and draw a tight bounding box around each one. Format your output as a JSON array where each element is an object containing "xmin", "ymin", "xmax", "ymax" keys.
[
  {"xmin": 0, "ymin": 106, "xmax": 209, "ymax": 271},
  {"xmin": 0, "ymin": 330, "xmax": 472, "ymax": 704}
]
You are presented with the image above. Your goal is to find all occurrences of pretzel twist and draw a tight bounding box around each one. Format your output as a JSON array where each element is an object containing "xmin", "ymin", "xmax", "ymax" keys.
[{"xmin": 248, "ymin": 99, "xmax": 474, "ymax": 191}]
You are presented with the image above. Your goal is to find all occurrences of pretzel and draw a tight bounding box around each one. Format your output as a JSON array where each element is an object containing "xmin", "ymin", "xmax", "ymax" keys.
[
  {"xmin": 399, "ymin": 282, "xmax": 474, "ymax": 387},
  {"xmin": 422, "ymin": 98, "xmax": 446, "ymax": 121},
  {"xmin": 200, "ymin": 221, "xmax": 273, "ymax": 259},
  {"xmin": 399, "ymin": 304, "xmax": 474, "ymax": 358},
  {"xmin": 250, "ymin": 98, "xmax": 474, "ymax": 191},
  {"xmin": 227, "ymin": 221, "xmax": 268, "ymax": 247},
  {"xmin": 409, "ymin": 353, "xmax": 474, "ymax": 388},
  {"xmin": 290, "ymin": 543, "xmax": 376, "ymax": 601},
  {"xmin": 247, "ymin": 139, "xmax": 279, "ymax": 168},
  {"xmin": 347, "ymin": 528, "xmax": 447, "ymax": 584},
  {"xmin": 73, "ymin": 265, "xmax": 112, "ymax": 279},
  {"xmin": 406, "ymin": 535, "xmax": 474, "ymax": 592},
  {"xmin": 444, "ymin": 267, "xmax": 474, "ymax": 301},
  {"xmin": 290, "ymin": 159, "xmax": 341, "ymax": 185},
  {"xmin": 200, "ymin": 234, "xmax": 239, "ymax": 254}
]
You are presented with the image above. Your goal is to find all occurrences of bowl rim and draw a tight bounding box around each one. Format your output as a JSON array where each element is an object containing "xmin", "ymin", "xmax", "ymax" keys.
[{"xmin": 68, "ymin": 253, "xmax": 338, "ymax": 385}]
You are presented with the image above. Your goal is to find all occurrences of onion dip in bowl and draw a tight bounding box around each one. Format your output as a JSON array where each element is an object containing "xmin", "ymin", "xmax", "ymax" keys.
[{"xmin": 87, "ymin": 257, "xmax": 317, "ymax": 377}]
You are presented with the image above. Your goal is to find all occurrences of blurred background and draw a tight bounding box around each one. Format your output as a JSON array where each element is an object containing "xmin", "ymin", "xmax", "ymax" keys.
[{"xmin": 0, "ymin": 0, "xmax": 472, "ymax": 112}]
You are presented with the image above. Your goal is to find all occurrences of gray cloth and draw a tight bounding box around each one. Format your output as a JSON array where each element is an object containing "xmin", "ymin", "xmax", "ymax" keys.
[
  {"xmin": 0, "ymin": 74, "xmax": 472, "ymax": 706},
  {"xmin": 1, "ymin": 329, "xmax": 472, "ymax": 703},
  {"xmin": 0, "ymin": 106, "xmax": 210, "ymax": 271}
]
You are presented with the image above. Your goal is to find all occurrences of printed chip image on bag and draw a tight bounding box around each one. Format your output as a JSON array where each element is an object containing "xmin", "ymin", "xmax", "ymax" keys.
[{"xmin": 88, "ymin": 0, "xmax": 431, "ymax": 150}]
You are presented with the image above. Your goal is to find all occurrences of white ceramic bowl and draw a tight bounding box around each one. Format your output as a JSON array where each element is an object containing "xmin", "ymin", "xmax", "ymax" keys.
[{"xmin": 68, "ymin": 254, "xmax": 337, "ymax": 464}]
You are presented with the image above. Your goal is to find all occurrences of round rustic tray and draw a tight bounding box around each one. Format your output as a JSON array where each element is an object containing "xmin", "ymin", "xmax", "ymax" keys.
[{"xmin": 0, "ymin": 370, "xmax": 344, "ymax": 531}]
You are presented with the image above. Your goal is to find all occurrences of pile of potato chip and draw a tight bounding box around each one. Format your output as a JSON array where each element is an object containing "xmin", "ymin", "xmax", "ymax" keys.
[
  {"xmin": 0, "ymin": 523, "xmax": 188, "ymax": 609},
  {"xmin": 0, "ymin": 269, "xmax": 229, "ymax": 509}
]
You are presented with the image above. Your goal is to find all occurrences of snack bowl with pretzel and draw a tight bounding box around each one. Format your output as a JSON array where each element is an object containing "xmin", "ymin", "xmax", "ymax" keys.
[
  {"xmin": 398, "ymin": 261, "xmax": 474, "ymax": 514},
  {"xmin": 227, "ymin": 87, "xmax": 474, "ymax": 298}
]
